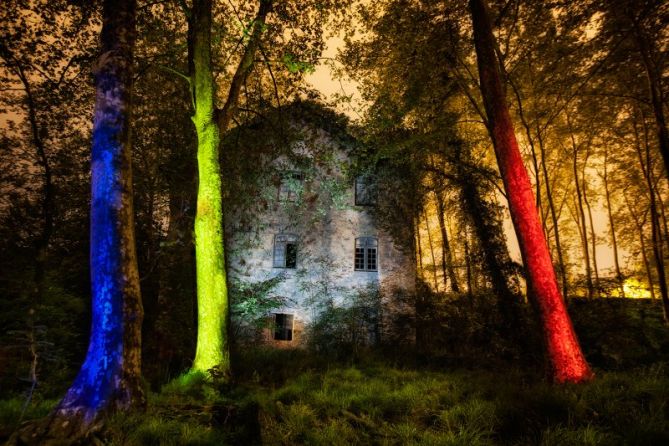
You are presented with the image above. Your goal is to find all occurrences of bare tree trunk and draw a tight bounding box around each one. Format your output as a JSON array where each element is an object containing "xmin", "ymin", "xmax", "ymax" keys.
[
  {"xmin": 435, "ymin": 191, "xmax": 460, "ymax": 292},
  {"xmin": 567, "ymin": 117, "xmax": 594, "ymax": 298},
  {"xmin": 583, "ymin": 175, "xmax": 600, "ymax": 297},
  {"xmin": 469, "ymin": 0, "xmax": 592, "ymax": 383},
  {"xmin": 424, "ymin": 208, "xmax": 440, "ymax": 291},
  {"xmin": 625, "ymin": 192, "xmax": 656, "ymax": 300},
  {"xmin": 456, "ymin": 164, "xmax": 521, "ymax": 302},
  {"xmin": 653, "ymin": 180, "xmax": 669, "ymax": 253},
  {"xmin": 637, "ymin": 109, "xmax": 669, "ymax": 322},
  {"xmin": 536, "ymin": 128, "xmax": 568, "ymax": 298},
  {"xmin": 633, "ymin": 22, "xmax": 669, "ymax": 181},
  {"xmin": 464, "ymin": 226, "xmax": 473, "ymax": 299},
  {"xmin": 601, "ymin": 147, "xmax": 624, "ymax": 297},
  {"xmin": 415, "ymin": 215, "xmax": 425, "ymax": 281}
]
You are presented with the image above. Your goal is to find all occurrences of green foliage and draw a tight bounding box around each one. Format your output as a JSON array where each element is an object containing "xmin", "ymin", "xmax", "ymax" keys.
[
  {"xmin": 0, "ymin": 273, "xmax": 86, "ymax": 399},
  {"xmin": 416, "ymin": 289, "xmax": 543, "ymax": 366},
  {"xmin": 229, "ymin": 275, "xmax": 288, "ymax": 342},
  {"xmin": 0, "ymin": 398, "xmax": 56, "ymax": 436},
  {"xmin": 282, "ymin": 54, "xmax": 316, "ymax": 74},
  {"xmin": 569, "ymin": 298, "xmax": 669, "ymax": 369},
  {"xmin": 305, "ymin": 284, "xmax": 381, "ymax": 357}
]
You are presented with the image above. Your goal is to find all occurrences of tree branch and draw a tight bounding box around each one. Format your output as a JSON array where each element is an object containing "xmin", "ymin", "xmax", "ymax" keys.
[{"xmin": 216, "ymin": 0, "xmax": 273, "ymax": 133}]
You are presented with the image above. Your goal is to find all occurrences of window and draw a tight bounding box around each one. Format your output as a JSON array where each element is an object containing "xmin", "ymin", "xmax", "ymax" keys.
[
  {"xmin": 355, "ymin": 175, "xmax": 377, "ymax": 206},
  {"xmin": 355, "ymin": 237, "xmax": 378, "ymax": 271},
  {"xmin": 274, "ymin": 313, "xmax": 294, "ymax": 341},
  {"xmin": 273, "ymin": 234, "xmax": 298, "ymax": 268},
  {"xmin": 278, "ymin": 171, "xmax": 303, "ymax": 202}
]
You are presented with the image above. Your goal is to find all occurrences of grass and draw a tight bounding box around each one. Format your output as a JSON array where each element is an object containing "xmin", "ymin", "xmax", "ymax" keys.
[
  {"xmin": 251, "ymin": 358, "xmax": 668, "ymax": 445},
  {"xmin": 2, "ymin": 355, "xmax": 667, "ymax": 445},
  {"xmin": 1, "ymin": 298, "xmax": 667, "ymax": 444}
]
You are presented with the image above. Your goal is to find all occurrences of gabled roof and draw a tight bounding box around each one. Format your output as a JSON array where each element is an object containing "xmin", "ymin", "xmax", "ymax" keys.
[{"xmin": 226, "ymin": 99, "xmax": 359, "ymax": 150}]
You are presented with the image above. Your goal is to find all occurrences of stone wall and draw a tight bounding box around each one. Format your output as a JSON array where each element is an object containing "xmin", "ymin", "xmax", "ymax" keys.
[{"xmin": 227, "ymin": 122, "xmax": 415, "ymax": 346}]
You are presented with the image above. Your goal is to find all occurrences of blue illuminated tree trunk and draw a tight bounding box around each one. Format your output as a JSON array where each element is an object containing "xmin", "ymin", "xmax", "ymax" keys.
[{"xmin": 13, "ymin": 0, "xmax": 144, "ymax": 441}]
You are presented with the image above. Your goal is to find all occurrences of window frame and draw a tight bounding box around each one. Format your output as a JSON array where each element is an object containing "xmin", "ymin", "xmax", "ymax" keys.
[
  {"xmin": 273, "ymin": 233, "xmax": 298, "ymax": 269},
  {"xmin": 273, "ymin": 313, "xmax": 294, "ymax": 341},
  {"xmin": 354, "ymin": 237, "xmax": 378, "ymax": 272},
  {"xmin": 354, "ymin": 174, "xmax": 378, "ymax": 206},
  {"xmin": 278, "ymin": 171, "xmax": 304, "ymax": 203}
]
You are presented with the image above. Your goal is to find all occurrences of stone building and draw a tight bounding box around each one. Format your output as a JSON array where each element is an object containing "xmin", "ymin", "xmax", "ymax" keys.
[{"xmin": 225, "ymin": 101, "xmax": 415, "ymax": 347}]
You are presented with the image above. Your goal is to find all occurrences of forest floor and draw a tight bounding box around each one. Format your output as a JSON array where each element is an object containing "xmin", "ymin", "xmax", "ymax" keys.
[
  {"xmin": 1, "ymin": 351, "xmax": 668, "ymax": 445},
  {"xmin": 1, "ymin": 298, "xmax": 668, "ymax": 445}
]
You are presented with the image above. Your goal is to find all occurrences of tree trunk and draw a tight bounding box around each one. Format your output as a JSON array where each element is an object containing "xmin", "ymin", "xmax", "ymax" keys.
[
  {"xmin": 637, "ymin": 109, "xmax": 669, "ymax": 322},
  {"xmin": 186, "ymin": 0, "xmax": 271, "ymax": 377},
  {"xmin": 415, "ymin": 215, "xmax": 425, "ymax": 281},
  {"xmin": 188, "ymin": 0, "xmax": 230, "ymax": 376},
  {"xmin": 536, "ymin": 128, "xmax": 568, "ymax": 298},
  {"xmin": 567, "ymin": 118, "xmax": 594, "ymax": 298},
  {"xmin": 624, "ymin": 192, "xmax": 656, "ymax": 300},
  {"xmin": 424, "ymin": 208, "xmax": 440, "ymax": 292},
  {"xmin": 20, "ymin": 69, "xmax": 54, "ymax": 303},
  {"xmin": 455, "ymin": 159, "xmax": 521, "ymax": 304},
  {"xmin": 653, "ymin": 180, "xmax": 669, "ymax": 254},
  {"xmin": 0, "ymin": 47, "xmax": 55, "ymax": 305},
  {"xmin": 633, "ymin": 22, "xmax": 669, "ymax": 182},
  {"xmin": 13, "ymin": 1, "xmax": 144, "ymax": 441},
  {"xmin": 469, "ymin": 0, "xmax": 592, "ymax": 383},
  {"xmin": 583, "ymin": 173, "xmax": 600, "ymax": 297},
  {"xmin": 602, "ymin": 147, "xmax": 624, "ymax": 297},
  {"xmin": 435, "ymin": 191, "xmax": 460, "ymax": 292},
  {"xmin": 464, "ymin": 227, "xmax": 473, "ymax": 299}
]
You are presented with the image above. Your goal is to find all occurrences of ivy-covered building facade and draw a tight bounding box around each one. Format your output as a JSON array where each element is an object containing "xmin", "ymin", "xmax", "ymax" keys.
[{"xmin": 224, "ymin": 101, "xmax": 415, "ymax": 347}]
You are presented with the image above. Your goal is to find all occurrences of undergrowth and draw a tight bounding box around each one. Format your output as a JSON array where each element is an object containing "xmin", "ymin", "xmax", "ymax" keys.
[
  {"xmin": 1, "ymin": 297, "xmax": 668, "ymax": 445},
  {"xmin": 2, "ymin": 358, "xmax": 667, "ymax": 445}
]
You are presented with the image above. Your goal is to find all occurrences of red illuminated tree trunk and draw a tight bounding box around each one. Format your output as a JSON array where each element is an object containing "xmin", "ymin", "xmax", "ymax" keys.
[{"xmin": 469, "ymin": 0, "xmax": 593, "ymax": 383}]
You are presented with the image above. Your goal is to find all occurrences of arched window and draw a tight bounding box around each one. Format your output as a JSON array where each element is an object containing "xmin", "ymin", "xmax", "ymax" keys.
[
  {"xmin": 273, "ymin": 234, "xmax": 298, "ymax": 268},
  {"xmin": 355, "ymin": 237, "xmax": 378, "ymax": 271}
]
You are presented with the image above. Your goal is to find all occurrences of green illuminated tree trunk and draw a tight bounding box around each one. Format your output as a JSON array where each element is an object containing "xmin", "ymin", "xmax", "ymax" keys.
[
  {"xmin": 188, "ymin": 0, "xmax": 227, "ymax": 375},
  {"xmin": 469, "ymin": 0, "xmax": 592, "ymax": 383},
  {"xmin": 184, "ymin": 0, "xmax": 271, "ymax": 376}
]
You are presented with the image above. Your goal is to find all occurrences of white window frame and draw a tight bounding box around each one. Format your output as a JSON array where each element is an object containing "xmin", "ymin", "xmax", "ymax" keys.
[{"xmin": 355, "ymin": 237, "xmax": 378, "ymax": 271}]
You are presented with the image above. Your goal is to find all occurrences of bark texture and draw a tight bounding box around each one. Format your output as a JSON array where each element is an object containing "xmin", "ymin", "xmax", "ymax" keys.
[
  {"xmin": 187, "ymin": 0, "xmax": 272, "ymax": 376},
  {"xmin": 469, "ymin": 0, "xmax": 593, "ymax": 383},
  {"xmin": 11, "ymin": 0, "xmax": 144, "ymax": 442}
]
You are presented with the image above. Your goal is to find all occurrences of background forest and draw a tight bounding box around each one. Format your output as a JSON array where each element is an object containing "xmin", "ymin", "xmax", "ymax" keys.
[{"xmin": 1, "ymin": 0, "xmax": 669, "ymax": 444}]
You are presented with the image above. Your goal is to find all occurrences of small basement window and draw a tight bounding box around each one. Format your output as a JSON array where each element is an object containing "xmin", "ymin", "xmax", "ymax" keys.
[
  {"xmin": 355, "ymin": 175, "xmax": 377, "ymax": 206},
  {"xmin": 274, "ymin": 313, "xmax": 294, "ymax": 341},
  {"xmin": 273, "ymin": 234, "xmax": 298, "ymax": 268},
  {"xmin": 355, "ymin": 237, "xmax": 378, "ymax": 271},
  {"xmin": 278, "ymin": 171, "xmax": 304, "ymax": 202}
]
